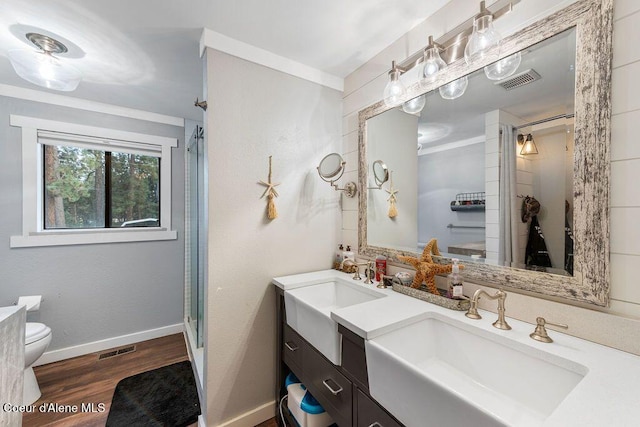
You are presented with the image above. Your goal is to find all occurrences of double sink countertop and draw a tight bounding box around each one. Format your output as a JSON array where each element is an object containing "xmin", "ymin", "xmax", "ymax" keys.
[{"xmin": 273, "ymin": 269, "xmax": 640, "ymax": 427}]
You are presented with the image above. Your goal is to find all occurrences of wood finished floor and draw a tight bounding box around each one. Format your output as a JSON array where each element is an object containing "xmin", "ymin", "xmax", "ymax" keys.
[
  {"xmin": 24, "ymin": 333, "xmax": 192, "ymax": 427},
  {"xmin": 23, "ymin": 332, "xmax": 280, "ymax": 427}
]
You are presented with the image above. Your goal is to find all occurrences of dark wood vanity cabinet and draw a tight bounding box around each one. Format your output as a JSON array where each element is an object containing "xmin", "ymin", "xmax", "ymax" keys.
[{"xmin": 275, "ymin": 287, "xmax": 404, "ymax": 427}]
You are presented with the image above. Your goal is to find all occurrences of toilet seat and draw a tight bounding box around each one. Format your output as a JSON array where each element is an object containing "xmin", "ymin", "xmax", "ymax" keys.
[{"xmin": 26, "ymin": 322, "xmax": 51, "ymax": 345}]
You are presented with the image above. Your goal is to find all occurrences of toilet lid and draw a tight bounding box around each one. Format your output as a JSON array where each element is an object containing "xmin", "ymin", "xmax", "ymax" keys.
[{"xmin": 25, "ymin": 322, "xmax": 51, "ymax": 345}]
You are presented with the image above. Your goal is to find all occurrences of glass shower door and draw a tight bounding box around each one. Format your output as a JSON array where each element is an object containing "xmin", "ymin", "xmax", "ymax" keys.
[{"xmin": 188, "ymin": 125, "xmax": 205, "ymax": 347}]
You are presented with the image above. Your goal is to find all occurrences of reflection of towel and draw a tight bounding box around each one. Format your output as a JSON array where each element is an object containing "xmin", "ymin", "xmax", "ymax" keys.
[
  {"xmin": 565, "ymin": 216, "xmax": 574, "ymax": 275},
  {"xmin": 525, "ymin": 216, "xmax": 552, "ymax": 269}
]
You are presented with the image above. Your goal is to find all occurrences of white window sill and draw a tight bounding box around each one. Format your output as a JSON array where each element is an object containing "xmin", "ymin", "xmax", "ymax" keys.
[{"xmin": 10, "ymin": 229, "xmax": 177, "ymax": 248}]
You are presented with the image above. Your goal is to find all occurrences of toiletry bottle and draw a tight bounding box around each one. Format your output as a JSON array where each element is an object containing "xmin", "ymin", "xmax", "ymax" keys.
[
  {"xmin": 335, "ymin": 244, "xmax": 344, "ymax": 268},
  {"xmin": 375, "ymin": 255, "xmax": 387, "ymax": 282},
  {"xmin": 343, "ymin": 245, "xmax": 355, "ymax": 262},
  {"xmin": 448, "ymin": 258, "xmax": 464, "ymax": 299}
]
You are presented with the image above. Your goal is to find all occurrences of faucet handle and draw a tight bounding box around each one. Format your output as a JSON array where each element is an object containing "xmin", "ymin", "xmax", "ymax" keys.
[{"xmin": 530, "ymin": 317, "xmax": 568, "ymax": 343}]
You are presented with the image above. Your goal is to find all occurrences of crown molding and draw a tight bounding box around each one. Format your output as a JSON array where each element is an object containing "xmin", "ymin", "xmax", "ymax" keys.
[{"xmin": 200, "ymin": 28, "xmax": 344, "ymax": 92}]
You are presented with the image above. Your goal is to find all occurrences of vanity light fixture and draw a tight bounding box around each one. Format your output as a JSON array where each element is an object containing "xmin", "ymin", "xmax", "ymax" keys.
[
  {"xmin": 518, "ymin": 133, "xmax": 539, "ymax": 155},
  {"xmin": 484, "ymin": 52, "xmax": 522, "ymax": 80},
  {"xmin": 381, "ymin": 1, "xmax": 514, "ymax": 106},
  {"xmin": 402, "ymin": 94, "xmax": 426, "ymax": 114},
  {"xmin": 8, "ymin": 33, "xmax": 82, "ymax": 92},
  {"xmin": 464, "ymin": 1, "xmax": 502, "ymax": 65},
  {"xmin": 439, "ymin": 76, "xmax": 468, "ymax": 100},
  {"xmin": 421, "ymin": 36, "xmax": 447, "ymax": 85},
  {"xmin": 383, "ymin": 61, "xmax": 408, "ymax": 108}
]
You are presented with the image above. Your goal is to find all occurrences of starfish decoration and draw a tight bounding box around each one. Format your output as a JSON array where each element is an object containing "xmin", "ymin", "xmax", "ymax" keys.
[
  {"xmin": 397, "ymin": 239, "xmax": 463, "ymax": 295},
  {"xmin": 258, "ymin": 155, "xmax": 280, "ymax": 220}
]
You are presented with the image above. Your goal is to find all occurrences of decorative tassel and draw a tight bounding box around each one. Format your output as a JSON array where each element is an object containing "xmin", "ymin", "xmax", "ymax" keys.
[
  {"xmin": 386, "ymin": 171, "xmax": 399, "ymax": 218},
  {"xmin": 259, "ymin": 155, "xmax": 280, "ymax": 221},
  {"xmin": 267, "ymin": 194, "xmax": 278, "ymax": 220},
  {"xmin": 388, "ymin": 199, "xmax": 398, "ymax": 218}
]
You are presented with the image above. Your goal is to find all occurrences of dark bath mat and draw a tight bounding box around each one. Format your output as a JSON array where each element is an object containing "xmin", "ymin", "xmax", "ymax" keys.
[{"xmin": 106, "ymin": 361, "xmax": 200, "ymax": 427}]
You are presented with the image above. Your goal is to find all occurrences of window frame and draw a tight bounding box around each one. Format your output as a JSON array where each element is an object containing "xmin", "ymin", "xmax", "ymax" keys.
[{"xmin": 10, "ymin": 115, "xmax": 178, "ymax": 247}]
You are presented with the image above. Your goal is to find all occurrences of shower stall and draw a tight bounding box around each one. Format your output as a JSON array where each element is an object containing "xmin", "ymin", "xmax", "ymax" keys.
[{"xmin": 186, "ymin": 125, "xmax": 205, "ymax": 349}]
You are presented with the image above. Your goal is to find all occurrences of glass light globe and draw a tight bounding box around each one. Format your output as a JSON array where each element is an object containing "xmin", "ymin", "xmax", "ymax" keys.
[
  {"xmin": 484, "ymin": 52, "xmax": 522, "ymax": 80},
  {"xmin": 383, "ymin": 73, "xmax": 406, "ymax": 108},
  {"xmin": 439, "ymin": 76, "xmax": 468, "ymax": 100},
  {"xmin": 464, "ymin": 14, "xmax": 501, "ymax": 65},
  {"xmin": 402, "ymin": 94, "xmax": 426, "ymax": 114},
  {"xmin": 421, "ymin": 46, "xmax": 447, "ymax": 84},
  {"xmin": 8, "ymin": 49, "xmax": 81, "ymax": 92}
]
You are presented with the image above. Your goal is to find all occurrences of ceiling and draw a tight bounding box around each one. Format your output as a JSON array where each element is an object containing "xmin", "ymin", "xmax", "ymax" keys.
[{"xmin": 0, "ymin": 0, "xmax": 451, "ymax": 122}]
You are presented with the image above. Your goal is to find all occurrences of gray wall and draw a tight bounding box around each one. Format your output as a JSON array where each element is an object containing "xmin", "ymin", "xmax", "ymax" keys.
[
  {"xmin": 367, "ymin": 108, "xmax": 418, "ymax": 252},
  {"xmin": 0, "ymin": 96, "xmax": 185, "ymax": 351},
  {"xmin": 418, "ymin": 142, "xmax": 486, "ymax": 251},
  {"xmin": 204, "ymin": 49, "xmax": 342, "ymax": 425}
]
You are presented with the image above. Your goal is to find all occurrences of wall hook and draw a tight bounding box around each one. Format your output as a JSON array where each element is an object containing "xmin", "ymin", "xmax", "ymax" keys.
[{"xmin": 194, "ymin": 98, "xmax": 207, "ymax": 111}]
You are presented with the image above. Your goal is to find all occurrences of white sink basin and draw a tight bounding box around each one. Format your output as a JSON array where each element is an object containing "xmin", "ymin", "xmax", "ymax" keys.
[
  {"xmin": 366, "ymin": 314, "xmax": 587, "ymax": 427},
  {"xmin": 285, "ymin": 279, "xmax": 385, "ymax": 364}
]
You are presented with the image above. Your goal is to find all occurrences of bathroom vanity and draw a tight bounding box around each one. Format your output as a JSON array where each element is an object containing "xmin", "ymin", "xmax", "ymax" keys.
[
  {"xmin": 274, "ymin": 270, "xmax": 640, "ymax": 427},
  {"xmin": 274, "ymin": 271, "xmax": 402, "ymax": 427}
]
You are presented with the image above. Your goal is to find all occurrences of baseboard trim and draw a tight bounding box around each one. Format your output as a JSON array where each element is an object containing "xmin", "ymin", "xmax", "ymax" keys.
[
  {"xmin": 216, "ymin": 401, "xmax": 276, "ymax": 427},
  {"xmin": 35, "ymin": 323, "xmax": 184, "ymax": 366}
]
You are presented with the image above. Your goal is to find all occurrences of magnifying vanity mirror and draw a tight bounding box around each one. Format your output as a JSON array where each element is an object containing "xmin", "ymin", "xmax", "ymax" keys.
[
  {"xmin": 317, "ymin": 153, "xmax": 358, "ymax": 197},
  {"xmin": 357, "ymin": 0, "xmax": 612, "ymax": 306},
  {"xmin": 370, "ymin": 160, "xmax": 389, "ymax": 189}
]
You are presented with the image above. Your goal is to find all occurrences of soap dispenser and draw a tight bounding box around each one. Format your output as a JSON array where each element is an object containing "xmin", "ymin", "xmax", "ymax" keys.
[
  {"xmin": 335, "ymin": 244, "xmax": 345, "ymax": 268},
  {"xmin": 343, "ymin": 245, "xmax": 355, "ymax": 262},
  {"xmin": 448, "ymin": 258, "xmax": 464, "ymax": 299}
]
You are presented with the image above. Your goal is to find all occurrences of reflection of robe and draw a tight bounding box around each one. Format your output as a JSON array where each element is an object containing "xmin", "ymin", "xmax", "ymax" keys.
[
  {"xmin": 525, "ymin": 216, "xmax": 552, "ymax": 269},
  {"xmin": 565, "ymin": 217, "xmax": 574, "ymax": 275}
]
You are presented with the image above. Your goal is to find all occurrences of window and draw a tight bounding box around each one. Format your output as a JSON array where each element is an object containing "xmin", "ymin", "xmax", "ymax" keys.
[{"xmin": 10, "ymin": 115, "xmax": 177, "ymax": 247}]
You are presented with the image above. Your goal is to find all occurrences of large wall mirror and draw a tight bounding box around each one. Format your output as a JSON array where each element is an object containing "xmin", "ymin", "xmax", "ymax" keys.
[{"xmin": 358, "ymin": 0, "xmax": 612, "ymax": 306}]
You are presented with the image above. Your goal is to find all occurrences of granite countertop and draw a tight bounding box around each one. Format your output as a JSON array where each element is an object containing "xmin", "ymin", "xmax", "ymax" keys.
[{"xmin": 272, "ymin": 269, "xmax": 640, "ymax": 427}]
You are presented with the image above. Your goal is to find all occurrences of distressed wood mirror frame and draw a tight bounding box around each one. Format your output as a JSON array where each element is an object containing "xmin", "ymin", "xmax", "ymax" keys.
[{"xmin": 358, "ymin": 0, "xmax": 613, "ymax": 306}]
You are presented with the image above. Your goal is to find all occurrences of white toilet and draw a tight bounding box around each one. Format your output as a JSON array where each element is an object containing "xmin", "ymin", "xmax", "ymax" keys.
[{"xmin": 24, "ymin": 322, "xmax": 52, "ymax": 405}]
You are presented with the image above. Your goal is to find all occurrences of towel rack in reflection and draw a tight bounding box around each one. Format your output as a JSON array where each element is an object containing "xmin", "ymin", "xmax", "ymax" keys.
[{"xmin": 447, "ymin": 224, "xmax": 486, "ymax": 229}]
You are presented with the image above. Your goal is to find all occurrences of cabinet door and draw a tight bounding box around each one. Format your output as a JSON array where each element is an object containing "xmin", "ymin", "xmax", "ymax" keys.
[
  {"xmin": 356, "ymin": 389, "xmax": 403, "ymax": 427},
  {"xmin": 303, "ymin": 344, "xmax": 353, "ymax": 427},
  {"xmin": 339, "ymin": 325, "xmax": 369, "ymax": 390}
]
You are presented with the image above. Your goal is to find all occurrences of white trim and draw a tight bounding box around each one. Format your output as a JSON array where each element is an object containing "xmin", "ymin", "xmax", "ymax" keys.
[
  {"xmin": 35, "ymin": 323, "xmax": 184, "ymax": 366},
  {"xmin": 10, "ymin": 115, "xmax": 177, "ymax": 248},
  {"xmin": 11, "ymin": 230, "xmax": 177, "ymax": 248},
  {"xmin": 419, "ymin": 135, "xmax": 486, "ymax": 156},
  {"xmin": 215, "ymin": 401, "xmax": 276, "ymax": 427},
  {"xmin": 11, "ymin": 115, "xmax": 178, "ymax": 147},
  {"xmin": 0, "ymin": 83, "xmax": 184, "ymax": 127},
  {"xmin": 200, "ymin": 29, "xmax": 344, "ymax": 92}
]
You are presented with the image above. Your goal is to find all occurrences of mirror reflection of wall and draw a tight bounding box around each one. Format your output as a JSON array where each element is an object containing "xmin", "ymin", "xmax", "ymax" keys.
[
  {"xmin": 367, "ymin": 108, "xmax": 417, "ymax": 252},
  {"xmin": 417, "ymin": 137, "xmax": 485, "ymax": 258}
]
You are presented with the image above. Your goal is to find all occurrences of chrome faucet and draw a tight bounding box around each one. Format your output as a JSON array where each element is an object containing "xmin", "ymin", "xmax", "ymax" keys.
[{"xmin": 465, "ymin": 289, "xmax": 512, "ymax": 330}]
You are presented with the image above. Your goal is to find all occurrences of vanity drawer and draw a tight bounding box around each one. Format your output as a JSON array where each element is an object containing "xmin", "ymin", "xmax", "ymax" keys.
[
  {"xmin": 356, "ymin": 389, "xmax": 403, "ymax": 427},
  {"xmin": 282, "ymin": 324, "xmax": 304, "ymax": 374},
  {"xmin": 303, "ymin": 344, "xmax": 353, "ymax": 427}
]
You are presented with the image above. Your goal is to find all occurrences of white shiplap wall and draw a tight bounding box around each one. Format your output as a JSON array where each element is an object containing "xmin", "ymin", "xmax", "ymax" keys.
[{"xmin": 341, "ymin": 0, "xmax": 640, "ymax": 355}]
